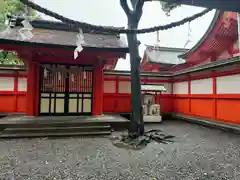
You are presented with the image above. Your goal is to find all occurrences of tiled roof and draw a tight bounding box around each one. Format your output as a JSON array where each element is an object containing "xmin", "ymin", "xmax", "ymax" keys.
[
  {"xmin": 145, "ymin": 45, "xmax": 188, "ymax": 65},
  {"xmin": 0, "ymin": 16, "xmax": 128, "ymax": 51}
]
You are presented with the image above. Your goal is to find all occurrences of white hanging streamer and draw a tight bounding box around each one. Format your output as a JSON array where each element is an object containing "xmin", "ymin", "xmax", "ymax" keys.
[
  {"xmin": 153, "ymin": 31, "xmax": 160, "ymax": 50},
  {"xmin": 83, "ymin": 71, "xmax": 86, "ymax": 80},
  {"xmin": 184, "ymin": 22, "xmax": 192, "ymax": 48},
  {"xmin": 71, "ymin": 73, "xmax": 75, "ymax": 82},
  {"xmin": 19, "ymin": 6, "xmax": 33, "ymax": 40},
  {"xmin": 74, "ymin": 29, "xmax": 85, "ymax": 59},
  {"xmin": 44, "ymin": 68, "xmax": 48, "ymax": 79},
  {"xmin": 156, "ymin": 31, "xmax": 160, "ymax": 44},
  {"xmin": 58, "ymin": 72, "xmax": 61, "ymax": 81},
  {"xmin": 19, "ymin": 15, "xmax": 33, "ymax": 40}
]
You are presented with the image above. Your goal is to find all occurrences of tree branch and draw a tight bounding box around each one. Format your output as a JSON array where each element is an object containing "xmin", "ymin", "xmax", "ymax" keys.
[
  {"xmin": 120, "ymin": 0, "xmax": 132, "ymax": 16},
  {"xmin": 136, "ymin": 0, "xmax": 144, "ymax": 10},
  {"xmin": 134, "ymin": 0, "xmax": 144, "ymax": 23}
]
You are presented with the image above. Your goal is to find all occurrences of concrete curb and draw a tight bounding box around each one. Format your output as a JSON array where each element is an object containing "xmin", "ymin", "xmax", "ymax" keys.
[{"xmin": 172, "ymin": 114, "xmax": 240, "ymax": 134}]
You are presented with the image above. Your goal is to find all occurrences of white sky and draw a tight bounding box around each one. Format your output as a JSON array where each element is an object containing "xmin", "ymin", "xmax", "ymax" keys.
[{"xmin": 34, "ymin": 0, "xmax": 216, "ymax": 70}]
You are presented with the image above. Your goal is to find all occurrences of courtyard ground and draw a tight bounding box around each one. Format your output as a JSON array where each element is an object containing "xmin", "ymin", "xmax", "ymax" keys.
[{"xmin": 0, "ymin": 120, "xmax": 240, "ymax": 180}]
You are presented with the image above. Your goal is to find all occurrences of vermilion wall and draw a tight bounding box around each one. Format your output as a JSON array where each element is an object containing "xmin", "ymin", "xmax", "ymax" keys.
[
  {"xmin": 103, "ymin": 69, "xmax": 240, "ymax": 125},
  {"xmin": 0, "ymin": 71, "xmax": 27, "ymax": 113},
  {"xmin": 172, "ymin": 70, "xmax": 240, "ymax": 125},
  {"xmin": 0, "ymin": 71, "xmax": 174, "ymax": 114},
  {"xmin": 1, "ymin": 69, "xmax": 240, "ymax": 126},
  {"xmin": 103, "ymin": 75, "xmax": 173, "ymax": 113}
]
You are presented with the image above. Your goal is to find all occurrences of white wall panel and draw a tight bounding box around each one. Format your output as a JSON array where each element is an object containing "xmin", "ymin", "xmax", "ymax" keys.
[
  {"xmin": 104, "ymin": 81, "xmax": 116, "ymax": 93},
  {"xmin": 173, "ymin": 81, "xmax": 188, "ymax": 94},
  {"xmin": 191, "ymin": 78, "xmax": 213, "ymax": 94},
  {"xmin": 119, "ymin": 81, "xmax": 131, "ymax": 93},
  {"xmin": 18, "ymin": 78, "xmax": 27, "ymax": 91},
  {"xmin": 0, "ymin": 77, "xmax": 14, "ymax": 91},
  {"xmin": 217, "ymin": 74, "xmax": 240, "ymax": 94}
]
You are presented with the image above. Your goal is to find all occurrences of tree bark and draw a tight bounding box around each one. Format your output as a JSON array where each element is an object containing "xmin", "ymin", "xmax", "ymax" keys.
[{"xmin": 120, "ymin": 0, "xmax": 144, "ymax": 135}]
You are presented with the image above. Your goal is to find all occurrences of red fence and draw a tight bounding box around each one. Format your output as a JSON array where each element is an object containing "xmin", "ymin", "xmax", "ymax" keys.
[
  {"xmin": 0, "ymin": 72, "xmax": 174, "ymax": 115},
  {"xmin": 2, "ymin": 68, "xmax": 240, "ymax": 127},
  {"xmin": 103, "ymin": 75, "xmax": 173, "ymax": 113},
  {"xmin": 172, "ymin": 70, "xmax": 240, "ymax": 124},
  {"xmin": 0, "ymin": 71, "xmax": 27, "ymax": 113}
]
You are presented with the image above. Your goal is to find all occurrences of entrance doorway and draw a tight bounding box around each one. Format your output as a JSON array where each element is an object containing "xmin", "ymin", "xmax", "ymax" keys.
[{"xmin": 39, "ymin": 64, "xmax": 93, "ymax": 116}]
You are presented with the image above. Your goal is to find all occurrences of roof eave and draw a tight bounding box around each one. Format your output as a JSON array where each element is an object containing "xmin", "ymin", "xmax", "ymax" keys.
[
  {"xmin": 0, "ymin": 39, "xmax": 129, "ymax": 54},
  {"xmin": 104, "ymin": 70, "xmax": 172, "ymax": 77},
  {"xmin": 146, "ymin": 45, "xmax": 189, "ymax": 53},
  {"xmin": 172, "ymin": 56, "xmax": 240, "ymax": 76},
  {"xmin": 0, "ymin": 56, "xmax": 238, "ymax": 75},
  {"xmin": 0, "ymin": 64, "xmax": 26, "ymax": 71}
]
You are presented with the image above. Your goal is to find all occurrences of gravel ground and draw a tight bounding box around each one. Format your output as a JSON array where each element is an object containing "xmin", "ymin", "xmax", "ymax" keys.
[{"xmin": 0, "ymin": 120, "xmax": 240, "ymax": 180}]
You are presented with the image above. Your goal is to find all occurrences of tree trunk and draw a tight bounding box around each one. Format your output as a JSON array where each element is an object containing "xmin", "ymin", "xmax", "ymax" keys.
[
  {"xmin": 127, "ymin": 24, "xmax": 144, "ymax": 135},
  {"xmin": 120, "ymin": 0, "xmax": 144, "ymax": 136}
]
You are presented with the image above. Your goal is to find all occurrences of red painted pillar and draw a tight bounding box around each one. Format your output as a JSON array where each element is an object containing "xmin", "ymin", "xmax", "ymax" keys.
[
  {"xmin": 13, "ymin": 72, "xmax": 18, "ymax": 112},
  {"xmin": 26, "ymin": 60, "xmax": 38, "ymax": 116},
  {"xmin": 115, "ymin": 76, "xmax": 119, "ymax": 112},
  {"xmin": 171, "ymin": 80, "xmax": 174, "ymax": 112},
  {"xmin": 212, "ymin": 71, "xmax": 217, "ymax": 120},
  {"xmin": 34, "ymin": 64, "xmax": 40, "ymax": 116},
  {"xmin": 188, "ymin": 75, "xmax": 191, "ymax": 114},
  {"xmin": 92, "ymin": 64, "xmax": 104, "ymax": 115}
]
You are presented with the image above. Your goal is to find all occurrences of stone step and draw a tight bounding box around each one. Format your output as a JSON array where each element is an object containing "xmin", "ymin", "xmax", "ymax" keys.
[
  {"xmin": 3, "ymin": 125, "xmax": 111, "ymax": 134},
  {"xmin": 0, "ymin": 131, "xmax": 111, "ymax": 138},
  {"xmin": 0, "ymin": 121, "xmax": 110, "ymax": 129}
]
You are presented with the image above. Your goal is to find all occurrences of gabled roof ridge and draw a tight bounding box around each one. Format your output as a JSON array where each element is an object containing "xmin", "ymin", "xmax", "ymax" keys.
[{"xmin": 7, "ymin": 14, "xmax": 124, "ymax": 36}]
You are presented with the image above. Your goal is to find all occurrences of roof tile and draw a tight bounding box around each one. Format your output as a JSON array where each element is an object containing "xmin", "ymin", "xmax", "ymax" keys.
[{"xmin": 0, "ymin": 27, "xmax": 127, "ymax": 49}]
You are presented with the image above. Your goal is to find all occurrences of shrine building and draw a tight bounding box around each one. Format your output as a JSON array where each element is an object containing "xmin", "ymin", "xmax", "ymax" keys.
[
  {"xmin": 0, "ymin": 10, "xmax": 240, "ymax": 127},
  {"xmin": 0, "ymin": 16, "xmax": 128, "ymax": 117},
  {"xmin": 139, "ymin": 10, "xmax": 240, "ymax": 124}
]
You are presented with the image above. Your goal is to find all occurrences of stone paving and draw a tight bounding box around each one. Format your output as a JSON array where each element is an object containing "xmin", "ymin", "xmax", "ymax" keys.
[{"xmin": 0, "ymin": 120, "xmax": 240, "ymax": 179}]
